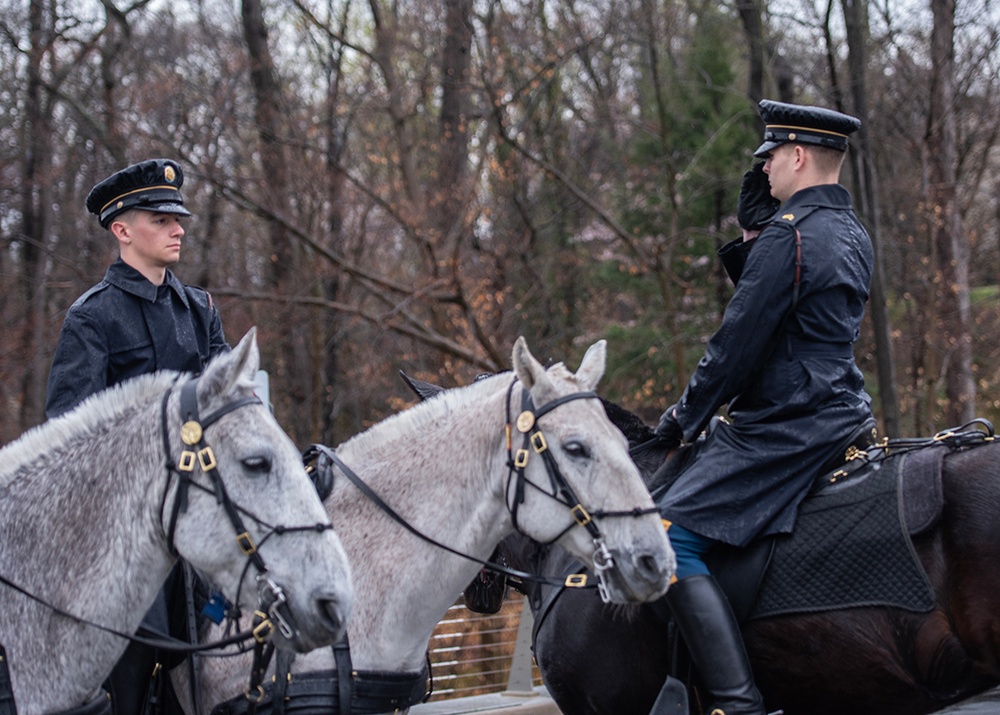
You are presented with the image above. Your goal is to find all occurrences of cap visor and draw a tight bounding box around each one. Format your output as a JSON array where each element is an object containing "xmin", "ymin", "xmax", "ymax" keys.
[
  {"xmin": 753, "ymin": 140, "xmax": 782, "ymax": 158},
  {"xmin": 138, "ymin": 202, "xmax": 192, "ymax": 218}
]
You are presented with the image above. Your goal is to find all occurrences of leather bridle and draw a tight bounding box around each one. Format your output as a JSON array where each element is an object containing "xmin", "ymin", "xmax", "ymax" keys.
[
  {"xmin": 503, "ymin": 378, "xmax": 657, "ymax": 602},
  {"xmin": 236, "ymin": 378, "xmax": 662, "ymax": 713},
  {"xmin": 159, "ymin": 377, "xmax": 335, "ymax": 647},
  {"xmin": 0, "ymin": 377, "xmax": 341, "ymax": 715}
]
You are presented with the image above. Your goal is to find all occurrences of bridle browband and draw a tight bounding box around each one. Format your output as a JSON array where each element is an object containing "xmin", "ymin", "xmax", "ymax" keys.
[{"xmin": 159, "ymin": 376, "xmax": 335, "ymax": 648}]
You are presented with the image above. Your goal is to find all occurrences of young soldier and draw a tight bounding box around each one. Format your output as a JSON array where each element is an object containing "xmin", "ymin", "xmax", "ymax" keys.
[{"xmin": 46, "ymin": 158, "xmax": 230, "ymax": 714}]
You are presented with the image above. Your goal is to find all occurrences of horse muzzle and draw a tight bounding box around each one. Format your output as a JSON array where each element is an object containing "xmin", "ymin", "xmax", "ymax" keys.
[
  {"xmin": 598, "ymin": 543, "xmax": 674, "ymax": 604},
  {"xmin": 257, "ymin": 576, "xmax": 351, "ymax": 652}
]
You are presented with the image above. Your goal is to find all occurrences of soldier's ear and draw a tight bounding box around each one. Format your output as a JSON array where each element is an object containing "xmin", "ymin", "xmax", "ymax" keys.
[
  {"xmin": 793, "ymin": 144, "xmax": 809, "ymax": 167},
  {"xmin": 109, "ymin": 218, "xmax": 131, "ymax": 244}
]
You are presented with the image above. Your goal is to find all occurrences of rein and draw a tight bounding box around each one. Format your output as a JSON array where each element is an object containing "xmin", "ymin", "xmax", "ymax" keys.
[
  {"xmin": 0, "ymin": 377, "xmax": 338, "ymax": 715},
  {"xmin": 159, "ymin": 377, "xmax": 337, "ymax": 647},
  {"xmin": 306, "ymin": 444, "xmax": 577, "ymax": 591},
  {"xmin": 305, "ymin": 377, "xmax": 658, "ymax": 596},
  {"xmin": 0, "ymin": 378, "xmax": 289, "ymax": 654},
  {"xmin": 215, "ymin": 378, "xmax": 659, "ymax": 714},
  {"xmin": 158, "ymin": 376, "xmax": 339, "ymax": 714}
]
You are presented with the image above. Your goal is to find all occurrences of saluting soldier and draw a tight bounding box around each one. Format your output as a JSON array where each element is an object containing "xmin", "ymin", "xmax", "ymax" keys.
[
  {"xmin": 650, "ymin": 100, "xmax": 876, "ymax": 715},
  {"xmin": 46, "ymin": 158, "xmax": 230, "ymax": 714}
]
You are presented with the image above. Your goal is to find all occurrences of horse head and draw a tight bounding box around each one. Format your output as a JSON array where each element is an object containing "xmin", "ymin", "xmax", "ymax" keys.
[
  {"xmin": 163, "ymin": 328, "xmax": 353, "ymax": 652},
  {"xmin": 506, "ymin": 336, "xmax": 675, "ymax": 603}
]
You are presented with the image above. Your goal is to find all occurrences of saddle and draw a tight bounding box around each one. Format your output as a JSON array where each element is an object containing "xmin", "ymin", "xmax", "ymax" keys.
[
  {"xmin": 210, "ymin": 633, "xmax": 428, "ymax": 715},
  {"xmin": 711, "ymin": 420, "xmax": 992, "ymax": 623},
  {"xmin": 710, "ymin": 418, "xmax": 882, "ymax": 622}
]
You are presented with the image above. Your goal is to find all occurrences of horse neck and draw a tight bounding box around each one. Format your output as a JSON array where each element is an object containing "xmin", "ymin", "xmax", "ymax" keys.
[
  {"xmin": 0, "ymin": 403, "xmax": 176, "ymax": 707},
  {"xmin": 191, "ymin": 380, "xmax": 527, "ymax": 704},
  {"xmin": 326, "ymin": 384, "xmax": 515, "ymax": 671}
]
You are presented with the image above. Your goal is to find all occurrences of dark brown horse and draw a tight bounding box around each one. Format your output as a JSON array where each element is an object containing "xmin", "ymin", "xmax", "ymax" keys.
[{"xmin": 501, "ymin": 411, "xmax": 1000, "ymax": 715}]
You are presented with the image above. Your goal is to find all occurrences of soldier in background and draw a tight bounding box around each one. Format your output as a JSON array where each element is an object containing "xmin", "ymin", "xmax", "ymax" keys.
[{"xmin": 46, "ymin": 158, "xmax": 230, "ymax": 714}]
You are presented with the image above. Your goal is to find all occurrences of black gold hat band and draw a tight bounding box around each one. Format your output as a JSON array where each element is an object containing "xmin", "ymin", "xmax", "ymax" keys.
[
  {"xmin": 765, "ymin": 124, "xmax": 850, "ymax": 139},
  {"xmin": 99, "ymin": 184, "xmax": 181, "ymax": 214}
]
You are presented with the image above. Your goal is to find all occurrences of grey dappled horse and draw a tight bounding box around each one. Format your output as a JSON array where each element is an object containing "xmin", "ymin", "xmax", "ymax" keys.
[
  {"xmin": 185, "ymin": 336, "xmax": 675, "ymax": 712},
  {"xmin": 0, "ymin": 329, "xmax": 353, "ymax": 715}
]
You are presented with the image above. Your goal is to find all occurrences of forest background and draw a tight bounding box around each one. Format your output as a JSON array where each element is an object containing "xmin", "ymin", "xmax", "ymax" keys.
[{"xmin": 1, "ymin": 0, "xmax": 998, "ymax": 448}]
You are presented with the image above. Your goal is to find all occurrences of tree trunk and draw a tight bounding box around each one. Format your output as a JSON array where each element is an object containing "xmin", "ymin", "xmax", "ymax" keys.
[
  {"xmin": 241, "ymin": 0, "xmax": 291, "ymax": 289},
  {"xmin": 735, "ymin": 0, "xmax": 766, "ymax": 104},
  {"xmin": 927, "ymin": 0, "xmax": 974, "ymax": 425},
  {"xmin": 241, "ymin": 0, "xmax": 300, "ymax": 431},
  {"xmin": 841, "ymin": 0, "xmax": 901, "ymax": 437},
  {"xmin": 18, "ymin": 0, "xmax": 54, "ymax": 430},
  {"xmin": 436, "ymin": 0, "xmax": 472, "ymax": 242},
  {"xmin": 320, "ymin": 0, "xmax": 350, "ymax": 445}
]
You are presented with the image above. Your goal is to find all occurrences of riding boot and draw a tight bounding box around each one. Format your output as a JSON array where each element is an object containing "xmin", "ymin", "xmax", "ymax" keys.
[{"xmin": 650, "ymin": 574, "xmax": 765, "ymax": 715}]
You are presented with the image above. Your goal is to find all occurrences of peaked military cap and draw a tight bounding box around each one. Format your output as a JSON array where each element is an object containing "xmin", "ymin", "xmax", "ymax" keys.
[
  {"xmin": 753, "ymin": 100, "xmax": 861, "ymax": 158},
  {"xmin": 86, "ymin": 158, "xmax": 192, "ymax": 228}
]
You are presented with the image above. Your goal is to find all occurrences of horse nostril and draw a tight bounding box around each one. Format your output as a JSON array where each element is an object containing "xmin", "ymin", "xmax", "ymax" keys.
[
  {"xmin": 637, "ymin": 552, "xmax": 669, "ymax": 583},
  {"xmin": 316, "ymin": 595, "xmax": 347, "ymax": 639}
]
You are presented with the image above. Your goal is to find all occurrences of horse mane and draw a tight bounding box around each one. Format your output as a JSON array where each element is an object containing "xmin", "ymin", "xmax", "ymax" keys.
[
  {"xmin": 341, "ymin": 373, "xmax": 505, "ymax": 456},
  {"xmin": 353, "ymin": 361, "xmax": 605, "ymax": 456},
  {"xmin": 0, "ymin": 370, "xmax": 182, "ymax": 482}
]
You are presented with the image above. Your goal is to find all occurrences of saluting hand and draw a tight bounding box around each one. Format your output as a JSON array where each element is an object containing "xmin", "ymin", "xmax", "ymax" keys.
[{"xmin": 737, "ymin": 161, "xmax": 780, "ymax": 231}]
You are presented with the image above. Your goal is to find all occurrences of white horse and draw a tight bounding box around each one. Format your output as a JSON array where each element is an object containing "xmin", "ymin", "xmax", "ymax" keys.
[
  {"xmin": 188, "ymin": 337, "xmax": 674, "ymax": 713},
  {"xmin": 0, "ymin": 329, "xmax": 353, "ymax": 715}
]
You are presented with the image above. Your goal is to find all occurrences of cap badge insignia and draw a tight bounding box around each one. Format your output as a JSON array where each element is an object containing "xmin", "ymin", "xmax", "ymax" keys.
[{"xmin": 164, "ymin": 166, "xmax": 176, "ymax": 182}]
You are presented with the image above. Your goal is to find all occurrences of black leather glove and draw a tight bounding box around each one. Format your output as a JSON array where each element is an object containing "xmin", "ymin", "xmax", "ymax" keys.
[
  {"xmin": 737, "ymin": 161, "xmax": 780, "ymax": 230},
  {"xmin": 654, "ymin": 406, "xmax": 683, "ymax": 450}
]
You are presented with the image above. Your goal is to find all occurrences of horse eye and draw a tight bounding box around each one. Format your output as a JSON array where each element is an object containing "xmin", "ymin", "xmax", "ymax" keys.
[
  {"xmin": 242, "ymin": 455, "xmax": 272, "ymax": 474},
  {"xmin": 563, "ymin": 441, "xmax": 590, "ymax": 459}
]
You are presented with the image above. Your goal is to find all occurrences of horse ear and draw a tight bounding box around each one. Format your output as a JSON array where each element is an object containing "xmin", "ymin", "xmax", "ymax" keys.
[
  {"xmin": 575, "ymin": 339, "xmax": 606, "ymax": 391},
  {"xmin": 399, "ymin": 371, "xmax": 444, "ymax": 401},
  {"xmin": 512, "ymin": 336, "xmax": 547, "ymax": 391},
  {"xmin": 199, "ymin": 327, "xmax": 259, "ymax": 402}
]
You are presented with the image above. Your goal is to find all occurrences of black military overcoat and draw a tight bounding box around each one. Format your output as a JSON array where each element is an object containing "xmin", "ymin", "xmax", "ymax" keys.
[
  {"xmin": 45, "ymin": 259, "xmax": 229, "ymax": 418},
  {"xmin": 659, "ymin": 183, "xmax": 875, "ymax": 547}
]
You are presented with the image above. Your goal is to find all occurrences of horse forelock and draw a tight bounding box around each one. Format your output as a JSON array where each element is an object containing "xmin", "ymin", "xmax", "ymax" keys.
[
  {"xmin": 0, "ymin": 370, "xmax": 180, "ymax": 483},
  {"xmin": 533, "ymin": 360, "xmax": 598, "ymax": 404},
  {"xmin": 545, "ymin": 361, "xmax": 568, "ymax": 376}
]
